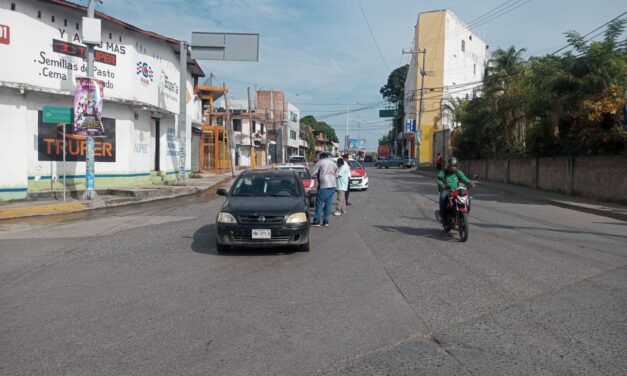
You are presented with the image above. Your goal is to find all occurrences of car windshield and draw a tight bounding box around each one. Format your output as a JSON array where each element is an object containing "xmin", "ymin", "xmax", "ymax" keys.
[
  {"xmin": 348, "ymin": 160, "xmax": 363, "ymax": 169},
  {"xmin": 231, "ymin": 174, "xmax": 302, "ymax": 197},
  {"xmin": 289, "ymin": 156, "xmax": 306, "ymax": 162},
  {"xmin": 278, "ymin": 167, "xmax": 310, "ymax": 180}
]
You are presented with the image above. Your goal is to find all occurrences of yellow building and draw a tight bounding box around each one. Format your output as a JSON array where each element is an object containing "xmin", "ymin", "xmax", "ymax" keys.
[{"xmin": 405, "ymin": 9, "xmax": 488, "ymax": 164}]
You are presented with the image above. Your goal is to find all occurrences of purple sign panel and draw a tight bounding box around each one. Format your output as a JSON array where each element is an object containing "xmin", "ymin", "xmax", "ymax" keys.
[{"xmin": 74, "ymin": 77, "xmax": 105, "ymax": 136}]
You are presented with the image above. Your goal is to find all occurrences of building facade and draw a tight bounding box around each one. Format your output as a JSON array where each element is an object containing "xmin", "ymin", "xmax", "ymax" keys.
[
  {"xmin": 404, "ymin": 9, "xmax": 488, "ymax": 164},
  {"xmin": 286, "ymin": 102, "xmax": 300, "ymax": 158},
  {"xmin": 0, "ymin": 0, "xmax": 205, "ymax": 200}
]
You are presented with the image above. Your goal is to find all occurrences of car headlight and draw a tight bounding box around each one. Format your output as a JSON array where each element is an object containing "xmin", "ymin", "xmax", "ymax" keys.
[
  {"xmin": 286, "ymin": 212, "xmax": 307, "ymax": 224},
  {"xmin": 217, "ymin": 212, "xmax": 237, "ymax": 224}
]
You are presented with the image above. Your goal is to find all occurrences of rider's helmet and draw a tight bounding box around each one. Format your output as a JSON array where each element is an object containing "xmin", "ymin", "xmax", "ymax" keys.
[{"xmin": 446, "ymin": 157, "xmax": 459, "ymax": 170}]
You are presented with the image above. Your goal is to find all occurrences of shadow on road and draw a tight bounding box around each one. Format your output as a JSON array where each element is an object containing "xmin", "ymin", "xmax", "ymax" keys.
[
  {"xmin": 191, "ymin": 224, "xmax": 298, "ymax": 256},
  {"xmin": 473, "ymin": 222, "xmax": 627, "ymax": 239},
  {"xmin": 373, "ymin": 224, "xmax": 458, "ymax": 241}
]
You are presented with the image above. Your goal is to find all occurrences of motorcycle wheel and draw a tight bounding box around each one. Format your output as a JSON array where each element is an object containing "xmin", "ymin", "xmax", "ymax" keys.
[{"xmin": 459, "ymin": 213, "xmax": 469, "ymax": 242}]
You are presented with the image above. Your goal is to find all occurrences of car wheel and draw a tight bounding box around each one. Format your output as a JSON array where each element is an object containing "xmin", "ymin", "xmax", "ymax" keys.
[
  {"xmin": 398, "ymin": 163, "xmax": 404, "ymax": 168},
  {"xmin": 376, "ymin": 165, "xmax": 382, "ymax": 169},
  {"xmin": 298, "ymin": 240, "xmax": 310, "ymax": 252},
  {"xmin": 216, "ymin": 240, "xmax": 230, "ymax": 253},
  {"xmin": 385, "ymin": 166, "xmax": 389, "ymax": 169},
  {"xmin": 363, "ymin": 188, "xmax": 368, "ymax": 191}
]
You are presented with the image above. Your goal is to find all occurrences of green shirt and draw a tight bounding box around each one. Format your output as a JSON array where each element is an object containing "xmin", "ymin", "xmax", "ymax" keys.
[{"xmin": 437, "ymin": 170, "xmax": 470, "ymax": 191}]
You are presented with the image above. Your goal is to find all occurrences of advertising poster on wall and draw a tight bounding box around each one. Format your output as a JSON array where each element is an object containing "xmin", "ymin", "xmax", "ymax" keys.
[
  {"xmin": 38, "ymin": 111, "xmax": 116, "ymax": 162},
  {"xmin": 74, "ymin": 77, "xmax": 105, "ymax": 136}
]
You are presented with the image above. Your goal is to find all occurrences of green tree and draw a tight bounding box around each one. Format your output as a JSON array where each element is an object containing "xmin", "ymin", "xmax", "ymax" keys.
[{"xmin": 379, "ymin": 65, "xmax": 409, "ymax": 148}]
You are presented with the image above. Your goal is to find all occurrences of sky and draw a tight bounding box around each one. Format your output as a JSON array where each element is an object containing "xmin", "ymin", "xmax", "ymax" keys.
[{"xmin": 95, "ymin": 0, "xmax": 626, "ymax": 151}]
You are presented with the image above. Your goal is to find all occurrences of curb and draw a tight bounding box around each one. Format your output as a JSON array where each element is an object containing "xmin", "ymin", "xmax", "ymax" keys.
[
  {"xmin": 0, "ymin": 176, "xmax": 234, "ymax": 221},
  {"xmin": 0, "ymin": 201, "xmax": 86, "ymax": 220},
  {"xmin": 411, "ymin": 169, "xmax": 627, "ymax": 222}
]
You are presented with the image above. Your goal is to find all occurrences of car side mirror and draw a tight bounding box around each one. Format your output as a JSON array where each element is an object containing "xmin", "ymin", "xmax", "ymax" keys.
[{"xmin": 216, "ymin": 188, "xmax": 228, "ymax": 196}]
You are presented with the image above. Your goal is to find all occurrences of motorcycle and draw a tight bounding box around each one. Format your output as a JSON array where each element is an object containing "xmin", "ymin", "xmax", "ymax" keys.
[{"xmin": 435, "ymin": 185, "xmax": 472, "ymax": 242}]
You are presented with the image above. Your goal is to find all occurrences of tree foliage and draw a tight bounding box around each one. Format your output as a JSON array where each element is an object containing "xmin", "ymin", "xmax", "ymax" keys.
[
  {"xmin": 379, "ymin": 65, "xmax": 409, "ymax": 149},
  {"xmin": 300, "ymin": 115, "xmax": 339, "ymax": 160},
  {"xmin": 453, "ymin": 19, "xmax": 627, "ymax": 159}
]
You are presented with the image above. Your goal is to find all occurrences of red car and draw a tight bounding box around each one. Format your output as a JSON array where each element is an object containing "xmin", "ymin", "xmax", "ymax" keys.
[
  {"xmin": 348, "ymin": 159, "xmax": 369, "ymax": 191},
  {"xmin": 278, "ymin": 165, "xmax": 318, "ymax": 206}
]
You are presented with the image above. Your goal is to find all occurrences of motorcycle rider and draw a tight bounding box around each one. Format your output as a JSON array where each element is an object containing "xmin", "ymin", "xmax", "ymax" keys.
[{"xmin": 437, "ymin": 157, "xmax": 476, "ymax": 223}]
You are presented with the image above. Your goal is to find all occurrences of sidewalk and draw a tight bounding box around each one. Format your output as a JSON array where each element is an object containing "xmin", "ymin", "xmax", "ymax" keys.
[
  {"xmin": 413, "ymin": 168, "xmax": 627, "ymax": 222},
  {"xmin": 0, "ymin": 171, "xmax": 238, "ymax": 220}
]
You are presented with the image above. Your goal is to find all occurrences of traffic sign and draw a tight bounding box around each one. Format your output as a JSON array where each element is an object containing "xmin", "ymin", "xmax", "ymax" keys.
[
  {"xmin": 43, "ymin": 106, "xmax": 72, "ymax": 123},
  {"xmin": 379, "ymin": 109, "xmax": 397, "ymax": 118}
]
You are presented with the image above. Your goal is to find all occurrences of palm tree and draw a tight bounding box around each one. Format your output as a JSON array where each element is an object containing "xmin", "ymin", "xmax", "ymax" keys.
[{"xmin": 485, "ymin": 46, "xmax": 527, "ymax": 90}]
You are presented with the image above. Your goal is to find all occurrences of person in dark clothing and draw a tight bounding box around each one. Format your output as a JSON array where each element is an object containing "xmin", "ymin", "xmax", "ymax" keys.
[
  {"xmin": 342, "ymin": 153, "xmax": 351, "ymax": 205},
  {"xmin": 435, "ymin": 153, "xmax": 443, "ymax": 171}
]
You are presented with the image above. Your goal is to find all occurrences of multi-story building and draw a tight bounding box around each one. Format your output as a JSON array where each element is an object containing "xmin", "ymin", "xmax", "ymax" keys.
[
  {"xmin": 0, "ymin": 0, "xmax": 207, "ymax": 200},
  {"xmin": 404, "ymin": 9, "xmax": 488, "ymax": 164},
  {"xmin": 214, "ymin": 97, "xmax": 268, "ymax": 167},
  {"xmin": 255, "ymin": 90, "xmax": 303, "ymax": 163},
  {"xmin": 286, "ymin": 102, "xmax": 300, "ymax": 158}
]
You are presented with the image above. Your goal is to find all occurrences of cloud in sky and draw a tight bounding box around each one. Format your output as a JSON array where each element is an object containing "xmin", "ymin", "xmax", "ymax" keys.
[{"xmin": 97, "ymin": 0, "xmax": 626, "ymax": 149}]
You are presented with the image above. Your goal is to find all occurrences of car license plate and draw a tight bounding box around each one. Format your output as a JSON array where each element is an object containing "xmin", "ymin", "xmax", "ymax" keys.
[
  {"xmin": 252, "ymin": 229, "xmax": 271, "ymax": 239},
  {"xmin": 350, "ymin": 179, "xmax": 359, "ymax": 184}
]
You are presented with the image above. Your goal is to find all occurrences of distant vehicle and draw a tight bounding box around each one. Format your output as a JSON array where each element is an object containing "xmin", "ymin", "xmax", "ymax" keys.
[
  {"xmin": 215, "ymin": 170, "xmax": 310, "ymax": 252},
  {"xmin": 277, "ymin": 164, "xmax": 317, "ymax": 207},
  {"xmin": 288, "ymin": 155, "xmax": 308, "ymax": 168},
  {"xmin": 377, "ymin": 145, "xmax": 391, "ymax": 159},
  {"xmin": 364, "ymin": 155, "xmax": 373, "ymax": 162},
  {"xmin": 348, "ymin": 159, "xmax": 368, "ymax": 191},
  {"xmin": 374, "ymin": 156, "xmax": 417, "ymax": 169}
]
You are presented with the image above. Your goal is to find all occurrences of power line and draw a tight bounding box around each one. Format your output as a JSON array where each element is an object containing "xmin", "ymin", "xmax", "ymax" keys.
[
  {"xmin": 550, "ymin": 10, "xmax": 627, "ymax": 55},
  {"xmin": 358, "ymin": 0, "xmax": 389, "ymax": 71}
]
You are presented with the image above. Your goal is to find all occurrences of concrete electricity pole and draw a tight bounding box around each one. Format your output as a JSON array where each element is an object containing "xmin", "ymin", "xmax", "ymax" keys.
[
  {"xmin": 82, "ymin": 0, "xmax": 97, "ymax": 201},
  {"xmin": 177, "ymin": 40, "xmax": 187, "ymax": 183},
  {"xmin": 224, "ymin": 82, "xmax": 235, "ymax": 177},
  {"xmin": 247, "ymin": 86, "xmax": 255, "ymax": 169},
  {"xmin": 417, "ymin": 48, "xmax": 427, "ymax": 160}
]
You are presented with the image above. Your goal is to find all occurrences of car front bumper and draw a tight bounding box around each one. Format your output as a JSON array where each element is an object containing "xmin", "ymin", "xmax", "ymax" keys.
[
  {"xmin": 349, "ymin": 176, "xmax": 369, "ymax": 190},
  {"xmin": 216, "ymin": 223, "xmax": 309, "ymax": 248}
]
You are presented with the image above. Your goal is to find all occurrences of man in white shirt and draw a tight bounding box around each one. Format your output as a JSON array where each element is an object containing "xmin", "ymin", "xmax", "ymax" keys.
[{"xmin": 310, "ymin": 152, "xmax": 337, "ymax": 226}]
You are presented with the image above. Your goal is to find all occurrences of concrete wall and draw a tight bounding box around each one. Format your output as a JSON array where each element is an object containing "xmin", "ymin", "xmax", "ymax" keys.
[
  {"xmin": 432, "ymin": 129, "xmax": 452, "ymax": 165},
  {"xmin": 508, "ymin": 159, "xmax": 532, "ymax": 187},
  {"xmin": 460, "ymin": 156, "xmax": 627, "ymax": 203}
]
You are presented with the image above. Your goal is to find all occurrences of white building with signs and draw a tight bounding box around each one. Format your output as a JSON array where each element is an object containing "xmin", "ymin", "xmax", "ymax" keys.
[
  {"xmin": 286, "ymin": 102, "xmax": 300, "ymax": 158},
  {"xmin": 0, "ymin": 0, "xmax": 204, "ymax": 200}
]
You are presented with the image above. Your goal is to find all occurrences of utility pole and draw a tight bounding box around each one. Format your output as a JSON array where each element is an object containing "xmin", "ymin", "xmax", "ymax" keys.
[
  {"xmin": 345, "ymin": 106, "xmax": 349, "ymax": 153},
  {"xmin": 82, "ymin": 0, "xmax": 97, "ymax": 201},
  {"xmin": 417, "ymin": 48, "xmax": 427, "ymax": 162},
  {"xmin": 224, "ymin": 82, "xmax": 234, "ymax": 177},
  {"xmin": 177, "ymin": 40, "xmax": 187, "ymax": 183},
  {"xmin": 247, "ymin": 86, "xmax": 255, "ymax": 169},
  {"xmin": 271, "ymin": 90, "xmax": 276, "ymax": 164}
]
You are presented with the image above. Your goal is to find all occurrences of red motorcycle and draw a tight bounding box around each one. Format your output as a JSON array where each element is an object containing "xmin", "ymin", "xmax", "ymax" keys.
[{"xmin": 436, "ymin": 185, "xmax": 473, "ymax": 242}]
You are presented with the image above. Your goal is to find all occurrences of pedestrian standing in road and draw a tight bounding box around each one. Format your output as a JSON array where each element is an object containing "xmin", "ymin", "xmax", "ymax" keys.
[
  {"xmin": 435, "ymin": 153, "xmax": 443, "ymax": 171},
  {"xmin": 334, "ymin": 158, "xmax": 350, "ymax": 216},
  {"xmin": 311, "ymin": 152, "xmax": 337, "ymax": 227},
  {"xmin": 342, "ymin": 153, "xmax": 352, "ymax": 206}
]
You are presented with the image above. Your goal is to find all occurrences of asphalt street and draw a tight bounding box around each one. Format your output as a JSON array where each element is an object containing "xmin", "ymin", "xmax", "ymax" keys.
[{"xmin": 1, "ymin": 166, "xmax": 625, "ymax": 376}]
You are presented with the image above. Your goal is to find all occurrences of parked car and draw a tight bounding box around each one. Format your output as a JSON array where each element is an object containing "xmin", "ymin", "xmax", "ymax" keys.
[
  {"xmin": 277, "ymin": 164, "xmax": 318, "ymax": 207},
  {"xmin": 348, "ymin": 159, "xmax": 369, "ymax": 191},
  {"xmin": 374, "ymin": 156, "xmax": 417, "ymax": 169},
  {"xmin": 364, "ymin": 155, "xmax": 373, "ymax": 162},
  {"xmin": 288, "ymin": 155, "xmax": 308, "ymax": 168},
  {"xmin": 215, "ymin": 170, "xmax": 310, "ymax": 252}
]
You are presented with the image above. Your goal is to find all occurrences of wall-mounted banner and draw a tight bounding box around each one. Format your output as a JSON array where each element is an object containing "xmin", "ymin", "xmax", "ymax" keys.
[
  {"xmin": 74, "ymin": 77, "xmax": 105, "ymax": 136},
  {"xmin": 38, "ymin": 111, "xmax": 116, "ymax": 162}
]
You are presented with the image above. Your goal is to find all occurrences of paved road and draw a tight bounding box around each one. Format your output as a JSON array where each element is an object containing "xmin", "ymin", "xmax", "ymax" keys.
[{"xmin": 1, "ymin": 167, "xmax": 625, "ymax": 375}]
